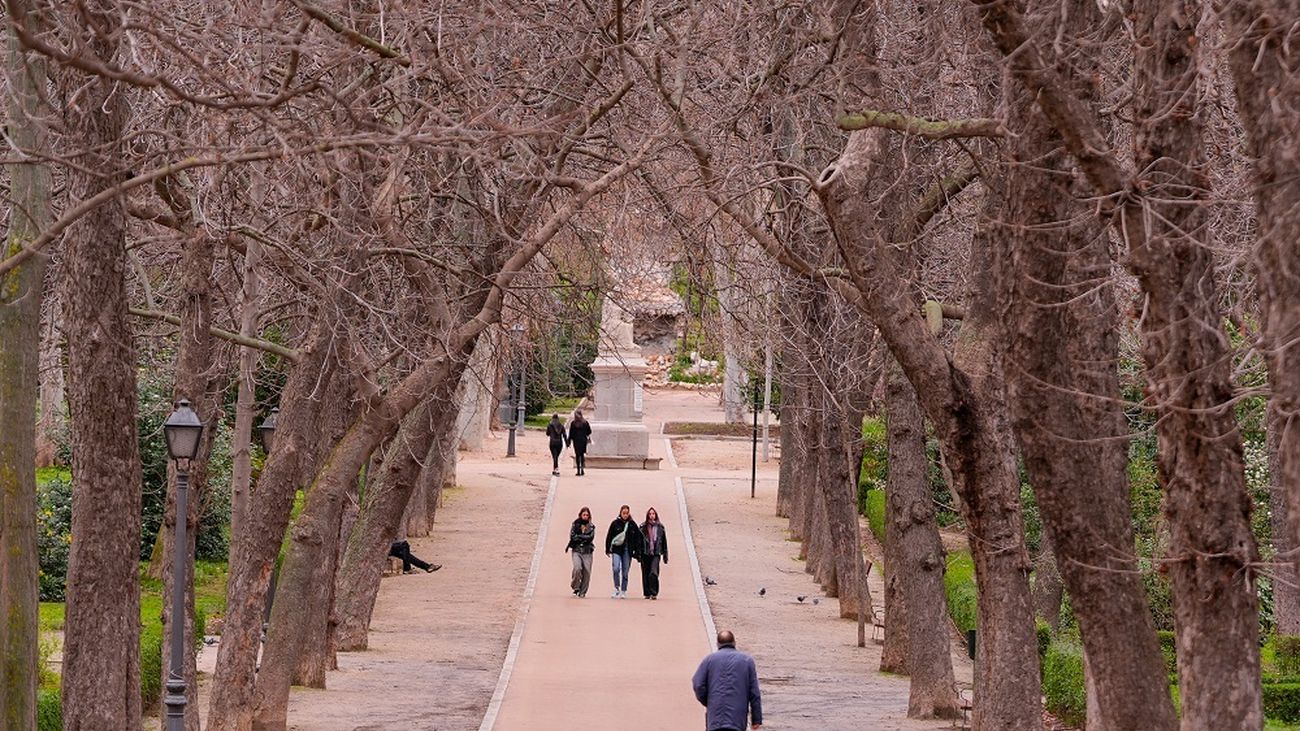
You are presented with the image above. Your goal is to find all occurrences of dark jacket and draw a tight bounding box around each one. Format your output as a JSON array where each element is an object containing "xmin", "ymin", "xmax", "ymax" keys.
[
  {"xmin": 546, "ymin": 419, "xmax": 566, "ymax": 445},
  {"xmin": 639, "ymin": 520, "xmax": 668, "ymax": 562},
  {"xmin": 604, "ymin": 516, "xmax": 641, "ymax": 556},
  {"xmin": 567, "ymin": 418, "xmax": 592, "ymax": 447},
  {"xmin": 692, "ymin": 645, "xmax": 763, "ymax": 730},
  {"xmin": 566, "ymin": 519, "xmax": 596, "ymax": 554}
]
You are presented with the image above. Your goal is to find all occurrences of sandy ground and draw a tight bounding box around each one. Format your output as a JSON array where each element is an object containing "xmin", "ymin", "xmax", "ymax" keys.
[{"xmin": 187, "ymin": 438, "xmax": 550, "ymax": 731}]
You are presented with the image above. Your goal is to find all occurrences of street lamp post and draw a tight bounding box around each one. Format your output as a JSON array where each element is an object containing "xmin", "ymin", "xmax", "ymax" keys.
[
  {"xmin": 506, "ymin": 323, "xmax": 526, "ymax": 457},
  {"xmin": 162, "ymin": 399, "xmax": 204, "ymax": 731},
  {"xmin": 256, "ymin": 408, "xmax": 278, "ymax": 628}
]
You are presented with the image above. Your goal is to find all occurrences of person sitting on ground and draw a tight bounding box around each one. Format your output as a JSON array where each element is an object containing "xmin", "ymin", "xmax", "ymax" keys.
[
  {"xmin": 546, "ymin": 413, "xmax": 566, "ymax": 476},
  {"xmin": 388, "ymin": 539, "xmax": 441, "ymax": 574},
  {"xmin": 692, "ymin": 630, "xmax": 763, "ymax": 731}
]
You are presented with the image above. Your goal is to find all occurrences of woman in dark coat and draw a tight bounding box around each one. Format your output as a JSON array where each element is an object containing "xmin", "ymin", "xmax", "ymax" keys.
[
  {"xmin": 638, "ymin": 507, "xmax": 668, "ymax": 599},
  {"xmin": 545, "ymin": 414, "xmax": 566, "ymax": 476},
  {"xmin": 565, "ymin": 506, "xmax": 596, "ymax": 597},
  {"xmin": 567, "ymin": 410, "xmax": 592, "ymax": 476},
  {"xmin": 604, "ymin": 504, "xmax": 641, "ymax": 598}
]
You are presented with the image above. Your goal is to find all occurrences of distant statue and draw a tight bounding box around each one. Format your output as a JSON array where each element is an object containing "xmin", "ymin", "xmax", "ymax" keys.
[{"xmin": 599, "ymin": 295, "xmax": 637, "ymax": 353}]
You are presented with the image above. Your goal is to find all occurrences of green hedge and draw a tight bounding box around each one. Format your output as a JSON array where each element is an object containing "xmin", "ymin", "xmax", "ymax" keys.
[
  {"xmin": 865, "ymin": 489, "xmax": 886, "ymax": 541},
  {"xmin": 37, "ymin": 688, "xmax": 61, "ymax": 731},
  {"xmin": 944, "ymin": 551, "xmax": 978, "ymax": 633},
  {"xmin": 1265, "ymin": 683, "xmax": 1300, "ymax": 723},
  {"xmin": 1157, "ymin": 630, "xmax": 1178, "ymax": 680},
  {"xmin": 1042, "ymin": 639, "xmax": 1086, "ymax": 728}
]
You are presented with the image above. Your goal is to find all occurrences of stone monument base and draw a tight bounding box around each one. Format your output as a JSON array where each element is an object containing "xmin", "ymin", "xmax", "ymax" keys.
[
  {"xmin": 579, "ymin": 454, "xmax": 662, "ymax": 470},
  {"xmin": 582, "ymin": 421, "xmax": 660, "ymax": 470}
]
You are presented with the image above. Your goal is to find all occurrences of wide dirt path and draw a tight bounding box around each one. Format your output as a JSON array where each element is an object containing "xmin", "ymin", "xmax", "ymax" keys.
[{"xmin": 485, "ymin": 427, "xmax": 713, "ymax": 730}]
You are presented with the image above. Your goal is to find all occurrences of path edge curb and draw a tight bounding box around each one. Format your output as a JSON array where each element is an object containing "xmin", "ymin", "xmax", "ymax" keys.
[
  {"xmin": 670, "ymin": 437, "xmax": 718, "ymax": 653},
  {"xmin": 477, "ymin": 471, "xmax": 559, "ymax": 731}
]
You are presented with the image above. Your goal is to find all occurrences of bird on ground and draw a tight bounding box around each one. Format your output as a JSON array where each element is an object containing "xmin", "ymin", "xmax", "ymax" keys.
[
  {"xmin": 705, "ymin": 576, "xmax": 718, "ymax": 586},
  {"xmin": 813, "ymin": 598, "xmax": 820, "ymax": 605},
  {"xmin": 797, "ymin": 595, "xmax": 807, "ymax": 603},
  {"xmin": 758, "ymin": 587, "xmax": 767, "ymax": 597}
]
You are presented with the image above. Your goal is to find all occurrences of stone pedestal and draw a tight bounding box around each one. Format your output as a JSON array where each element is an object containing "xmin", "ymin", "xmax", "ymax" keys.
[{"xmin": 585, "ymin": 354, "xmax": 660, "ymax": 470}]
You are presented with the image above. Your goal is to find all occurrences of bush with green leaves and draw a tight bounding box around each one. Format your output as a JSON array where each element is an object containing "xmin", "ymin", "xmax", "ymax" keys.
[
  {"xmin": 944, "ymin": 551, "xmax": 978, "ymax": 633},
  {"xmin": 864, "ymin": 489, "xmax": 886, "ymax": 542},
  {"xmin": 1264, "ymin": 682, "xmax": 1300, "ymax": 723},
  {"xmin": 1042, "ymin": 638, "xmax": 1086, "ymax": 728},
  {"xmin": 1277, "ymin": 636, "xmax": 1300, "ymax": 677},
  {"xmin": 36, "ymin": 469, "xmax": 73, "ymax": 602}
]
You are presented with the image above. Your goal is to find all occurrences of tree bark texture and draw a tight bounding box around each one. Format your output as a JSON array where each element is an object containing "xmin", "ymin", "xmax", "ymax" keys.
[
  {"xmin": 1129, "ymin": 3, "xmax": 1262, "ymax": 726},
  {"xmin": 883, "ymin": 359, "xmax": 959, "ymax": 718},
  {"xmin": 1220, "ymin": 0, "xmax": 1300, "ymax": 607},
  {"xmin": 1271, "ymin": 412, "xmax": 1300, "ymax": 635},
  {"xmin": 334, "ymin": 371, "xmax": 465, "ymax": 651},
  {"xmin": 0, "ymin": 11, "xmax": 50, "ymax": 726},
  {"xmin": 57, "ymin": 2, "xmax": 144, "ymax": 724},
  {"xmin": 206, "ymin": 322, "xmax": 348, "ymax": 731},
  {"xmin": 988, "ymin": 4, "xmax": 1179, "ymax": 722},
  {"xmin": 229, "ymin": 240, "xmax": 262, "ymax": 546}
]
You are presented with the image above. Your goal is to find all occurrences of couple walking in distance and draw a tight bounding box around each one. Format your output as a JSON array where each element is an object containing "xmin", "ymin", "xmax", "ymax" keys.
[
  {"xmin": 546, "ymin": 411, "xmax": 591, "ymax": 476},
  {"xmin": 564, "ymin": 504, "xmax": 668, "ymax": 599}
]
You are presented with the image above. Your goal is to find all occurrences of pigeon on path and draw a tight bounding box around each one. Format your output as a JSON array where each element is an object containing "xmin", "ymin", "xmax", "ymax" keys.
[
  {"xmin": 705, "ymin": 576, "xmax": 718, "ymax": 586},
  {"xmin": 797, "ymin": 595, "xmax": 807, "ymax": 603},
  {"xmin": 812, "ymin": 598, "xmax": 820, "ymax": 605},
  {"xmin": 758, "ymin": 587, "xmax": 766, "ymax": 598}
]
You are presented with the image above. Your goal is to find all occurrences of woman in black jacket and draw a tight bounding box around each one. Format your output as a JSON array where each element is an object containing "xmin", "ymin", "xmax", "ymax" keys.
[
  {"xmin": 567, "ymin": 410, "xmax": 592, "ymax": 476},
  {"xmin": 605, "ymin": 504, "xmax": 641, "ymax": 598},
  {"xmin": 638, "ymin": 507, "xmax": 668, "ymax": 599},
  {"xmin": 565, "ymin": 506, "xmax": 596, "ymax": 597},
  {"xmin": 545, "ymin": 414, "xmax": 566, "ymax": 476}
]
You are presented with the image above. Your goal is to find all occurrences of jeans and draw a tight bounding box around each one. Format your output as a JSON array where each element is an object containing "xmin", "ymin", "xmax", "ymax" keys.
[
  {"xmin": 570, "ymin": 551, "xmax": 593, "ymax": 595},
  {"xmin": 611, "ymin": 551, "xmax": 632, "ymax": 591}
]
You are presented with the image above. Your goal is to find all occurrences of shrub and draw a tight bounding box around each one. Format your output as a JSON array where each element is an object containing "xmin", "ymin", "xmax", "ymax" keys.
[
  {"xmin": 1157, "ymin": 630, "xmax": 1178, "ymax": 679},
  {"xmin": 1264, "ymin": 682, "xmax": 1300, "ymax": 723},
  {"xmin": 1042, "ymin": 639, "xmax": 1086, "ymax": 728},
  {"xmin": 1036, "ymin": 620, "xmax": 1052, "ymax": 667},
  {"xmin": 36, "ymin": 470, "xmax": 73, "ymax": 602},
  {"xmin": 37, "ymin": 688, "xmax": 61, "ymax": 731},
  {"xmin": 864, "ymin": 489, "xmax": 886, "ymax": 541},
  {"xmin": 1278, "ymin": 636, "xmax": 1300, "ymax": 677},
  {"xmin": 140, "ymin": 622, "xmax": 164, "ymax": 710},
  {"xmin": 944, "ymin": 551, "xmax": 978, "ymax": 633},
  {"xmin": 859, "ymin": 417, "xmax": 887, "ymax": 491}
]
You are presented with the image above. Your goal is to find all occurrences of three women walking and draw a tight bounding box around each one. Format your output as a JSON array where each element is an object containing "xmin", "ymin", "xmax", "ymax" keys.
[{"xmin": 589, "ymin": 504, "xmax": 668, "ymax": 599}]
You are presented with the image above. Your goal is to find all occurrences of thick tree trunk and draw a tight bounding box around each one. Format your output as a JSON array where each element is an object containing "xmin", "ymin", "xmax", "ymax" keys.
[
  {"xmin": 883, "ymin": 360, "xmax": 959, "ymax": 718},
  {"xmin": 987, "ymin": 5, "xmax": 1179, "ymax": 722},
  {"xmin": 334, "ymin": 375, "xmax": 463, "ymax": 651},
  {"xmin": 58, "ymin": 3, "xmax": 144, "ymax": 724},
  {"xmin": 206, "ymin": 325, "xmax": 346, "ymax": 731},
  {"xmin": 454, "ymin": 329, "xmax": 496, "ymax": 451},
  {"xmin": 1220, "ymin": 0, "xmax": 1300, "ymax": 617},
  {"xmin": 1031, "ymin": 541, "xmax": 1063, "ymax": 632},
  {"xmin": 1128, "ymin": 4, "xmax": 1262, "ymax": 727},
  {"xmin": 818, "ymin": 392, "xmax": 870, "ymax": 620},
  {"xmin": 1271, "ymin": 415, "xmax": 1300, "ymax": 635},
  {"xmin": 34, "ymin": 311, "xmax": 62, "ymax": 469},
  {"xmin": 0, "ymin": 13, "xmax": 50, "ymax": 726},
  {"xmin": 159, "ymin": 227, "xmax": 221, "ymax": 731}
]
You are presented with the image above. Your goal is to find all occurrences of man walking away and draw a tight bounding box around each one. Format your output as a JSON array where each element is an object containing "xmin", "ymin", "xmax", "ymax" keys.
[{"xmin": 692, "ymin": 630, "xmax": 762, "ymax": 730}]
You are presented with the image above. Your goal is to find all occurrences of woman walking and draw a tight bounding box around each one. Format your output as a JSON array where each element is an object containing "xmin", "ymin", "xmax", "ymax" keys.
[
  {"xmin": 566, "ymin": 506, "xmax": 596, "ymax": 597},
  {"xmin": 605, "ymin": 504, "xmax": 641, "ymax": 598},
  {"xmin": 567, "ymin": 410, "xmax": 592, "ymax": 476},
  {"xmin": 545, "ymin": 414, "xmax": 566, "ymax": 476},
  {"xmin": 638, "ymin": 507, "xmax": 668, "ymax": 599}
]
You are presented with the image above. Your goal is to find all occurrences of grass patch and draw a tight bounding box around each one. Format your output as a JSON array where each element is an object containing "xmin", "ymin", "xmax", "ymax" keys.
[
  {"xmin": 864, "ymin": 489, "xmax": 886, "ymax": 542},
  {"xmin": 944, "ymin": 550, "xmax": 978, "ymax": 633},
  {"xmin": 663, "ymin": 421, "xmax": 777, "ymax": 437},
  {"xmin": 523, "ymin": 397, "xmax": 584, "ymax": 427}
]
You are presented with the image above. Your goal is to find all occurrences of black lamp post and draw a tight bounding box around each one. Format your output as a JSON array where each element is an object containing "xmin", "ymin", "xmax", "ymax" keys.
[
  {"xmin": 255, "ymin": 407, "xmax": 279, "ymax": 627},
  {"xmin": 162, "ymin": 399, "xmax": 204, "ymax": 731},
  {"xmin": 257, "ymin": 407, "xmax": 279, "ymax": 453},
  {"xmin": 506, "ymin": 323, "xmax": 526, "ymax": 457}
]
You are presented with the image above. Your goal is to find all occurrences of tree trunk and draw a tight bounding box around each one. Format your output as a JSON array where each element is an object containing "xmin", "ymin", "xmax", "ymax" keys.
[
  {"xmin": 1270, "ymin": 413, "xmax": 1300, "ymax": 635},
  {"xmin": 34, "ymin": 310, "xmax": 63, "ymax": 469},
  {"xmin": 1219, "ymin": 0, "xmax": 1300, "ymax": 620},
  {"xmin": 206, "ymin": 324, "xmax": 347, "ymax": 731},
  {"xmin": 1031, "ymin": 540, "xmax": 1063, "ymax": 632},
  {"xmin": 883, "ymin": 359, "xmax": 959, "ymax": 718},
  {"xmin": 454, "ymin": 328, "xmax": 497, "ymax": 451},
  {"xmin": 58, "ymin": 2, "xmax": 144, "ymax": 723},
  {"xmin": 987, "ymin": 4, "xmax": 1179, "ymax": 722},
  {"xmin": 229, "ymin": 240, "xmax": 262, "ymax": 545},
  {"xmin": 334, "ymin": 375, "xmax": 464, "ymax": 651},
  {"xmin": 1128, "ymin": 4, "xmax": 1262, "ymax": 727},
  {"xmin": 0, "ymin": 12, "xmax": 50, "ymax": 726}
]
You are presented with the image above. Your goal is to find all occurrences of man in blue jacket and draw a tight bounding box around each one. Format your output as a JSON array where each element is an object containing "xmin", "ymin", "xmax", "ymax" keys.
[{"xmin": 691, "ymin": 630, "xmax": 763, "ymax": 730}]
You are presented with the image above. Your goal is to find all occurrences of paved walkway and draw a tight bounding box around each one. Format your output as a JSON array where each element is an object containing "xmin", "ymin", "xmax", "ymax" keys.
[{"xmin": 485, "ymin": 430, "xmax": 713, "ymax": 730}]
